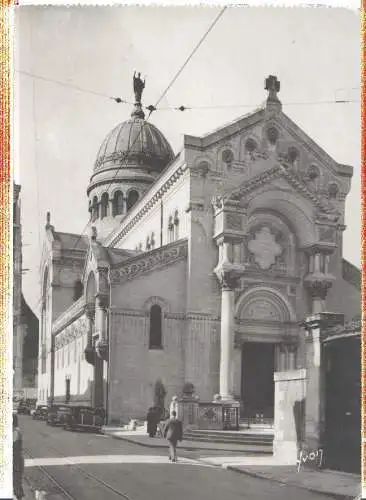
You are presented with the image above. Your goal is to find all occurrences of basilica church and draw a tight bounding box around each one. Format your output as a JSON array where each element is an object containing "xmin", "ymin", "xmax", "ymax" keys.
[{"xmin": 37, "ymin": 74, "xmax": 360, "ymax": 441}]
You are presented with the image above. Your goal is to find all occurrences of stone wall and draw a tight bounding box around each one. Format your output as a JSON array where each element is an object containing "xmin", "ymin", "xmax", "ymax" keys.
[
  {"xmin": 108, "ymin": 257, "xmax": 187, "ymax": 422},
  {"xmin": 108, "ymin": 310, "xmax": 185, "ymax": 421},
  {"xmin": 273, "ymin": 369, "xmax": 306, "ymax": 464}
]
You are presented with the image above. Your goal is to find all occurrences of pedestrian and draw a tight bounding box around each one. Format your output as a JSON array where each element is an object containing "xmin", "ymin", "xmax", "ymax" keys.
[
  {"xmin": 146, "ymin": 407, "xmax": 158, "ymax": 437},
  {"xmin": 163, "ymin": 410, "xmax": 183, "ymax": 463},
  {"xmin": 13, "ymin": 413, "xmax": 24, "ymax": 500}
]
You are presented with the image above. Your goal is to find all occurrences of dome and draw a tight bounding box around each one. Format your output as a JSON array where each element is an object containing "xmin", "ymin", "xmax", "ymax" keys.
[{"xmin": 94, "ymin": 116, "xmax": 175, "ymax": 173}]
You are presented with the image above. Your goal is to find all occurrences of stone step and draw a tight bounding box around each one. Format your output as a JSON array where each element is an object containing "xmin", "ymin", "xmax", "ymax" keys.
[{"xmin": 183, "ymin": 431, "xmax": 274, "ymax": 446}]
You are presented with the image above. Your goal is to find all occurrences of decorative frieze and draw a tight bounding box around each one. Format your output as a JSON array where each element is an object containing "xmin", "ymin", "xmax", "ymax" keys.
[
  {"xmin": 110, "ymin": 239, "xmax": 188, "ymax": 284},
  {"xmin": 54, "ymin": 315, "xmax": 88, "ymax": 350},
  {"xmin": 52, "ymin": 297, "xmax": 86, "ymax": 335}
]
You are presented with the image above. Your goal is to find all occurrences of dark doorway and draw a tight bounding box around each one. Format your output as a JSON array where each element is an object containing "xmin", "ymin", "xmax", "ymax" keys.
[
  {"xmin": 324, "ymin": 335, "xmax": 360, "ymax": 473},
  {"xmin": 241, "ymin": 342, "xmax": 275, "ymax": 419}
]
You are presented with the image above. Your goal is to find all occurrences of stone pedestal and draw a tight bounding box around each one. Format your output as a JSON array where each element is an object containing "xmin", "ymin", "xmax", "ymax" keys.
[
  {"xmin": 175, "ymin": 396, "xmax": 199, "ymax": 428},
  {"xmin": 273, "ymin": 369, "xmax": 306, "ymax": 464}
]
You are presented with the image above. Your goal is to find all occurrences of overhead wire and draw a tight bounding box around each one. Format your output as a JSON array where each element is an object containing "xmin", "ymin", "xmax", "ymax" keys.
[{"xmin": 18, "ymin": 70, "xmax": 360, "ymax": 110}]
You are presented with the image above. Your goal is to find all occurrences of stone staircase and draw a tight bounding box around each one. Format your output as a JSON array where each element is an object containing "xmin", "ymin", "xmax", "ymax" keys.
[{"xmin": 183, "ymin": 428, "xmax": 274, "ymax": 452}]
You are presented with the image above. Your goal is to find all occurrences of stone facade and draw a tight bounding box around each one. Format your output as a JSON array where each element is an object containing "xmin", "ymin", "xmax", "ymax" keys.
[{"xmin": 37, "ymin": 78, "xmax": 360, "ymax": 441}]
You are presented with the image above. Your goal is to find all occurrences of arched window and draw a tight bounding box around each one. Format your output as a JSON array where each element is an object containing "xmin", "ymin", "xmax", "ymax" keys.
[
  {"xmin": 245, "ymin": 138, "xmax": 257, "ymax": 154},
  {"xmin": 113, "ymin": 191, "xmax": 124, "ymax": 216},
  {"xmin": 328, "ymin": 183, "xmax": 339, "ymax": 199},
  {"xmin": 92, "ymin": 196, "xmax": 99, "ymax": 222},
  {"xmin": 127, "ymin": 190, "xmax": 139, "ymax": 211},
  {"xmin": 149, "ymin": 304, "xmax": 162, "ymax": 349},
  {"xmin": 100, "ymin": 193, "xmax": 109, "ymax": 219},
  {"xmin": 222, "ymin": 149, "xmax": 234, "ymax": 164}
]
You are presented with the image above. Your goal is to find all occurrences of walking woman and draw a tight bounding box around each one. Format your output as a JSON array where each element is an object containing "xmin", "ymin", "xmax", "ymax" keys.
[
  {"xmin": 13, "ymin": 413, "xmax": 24, "ymax": 500},
  {"xmin": 163, "ymin": 411, "xmax": 183, "ymax": 463}
]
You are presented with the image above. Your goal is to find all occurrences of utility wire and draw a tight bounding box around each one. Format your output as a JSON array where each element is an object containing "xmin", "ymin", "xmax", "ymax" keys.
[
  {"xmin": 16, "ymin": 69, "xmax": 125, "ymax": 102},
  {"xmin": 19, "ymin": 69, "xmax": 359, "ymax": 109}
]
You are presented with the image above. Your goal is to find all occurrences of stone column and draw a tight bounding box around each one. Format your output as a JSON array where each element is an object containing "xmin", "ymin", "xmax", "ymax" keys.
[
  {"xmin": 220, "ymin": 281, "xmax": 236, "ymax": 400},
  {"xmin": 302, "ymin": 313, "xmax": 344, "ymax": 453},
  {"xmin": 306, "ymin": 280, "xmax": 332, "ymax": 314}
]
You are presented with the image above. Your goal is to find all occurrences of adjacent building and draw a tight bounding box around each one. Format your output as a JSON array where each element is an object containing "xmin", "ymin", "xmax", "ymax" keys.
[{"xmin": 13, "ymin": 184, "xmax": 39, "ymax": 400}]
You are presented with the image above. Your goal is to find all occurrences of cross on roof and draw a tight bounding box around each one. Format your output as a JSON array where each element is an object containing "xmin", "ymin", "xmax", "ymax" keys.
[{"xmin": 265, "ymin": 75, "xmax": 280, "ymax": 101}]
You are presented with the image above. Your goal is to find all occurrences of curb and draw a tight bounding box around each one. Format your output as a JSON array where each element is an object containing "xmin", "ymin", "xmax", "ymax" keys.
[
  {"xmin": 103, "ymin": 432, "xmax": 272, "ymax": 454},
  {"xmin": 225, "ymin": 465, "xmax": 356, "ymax": 500}
]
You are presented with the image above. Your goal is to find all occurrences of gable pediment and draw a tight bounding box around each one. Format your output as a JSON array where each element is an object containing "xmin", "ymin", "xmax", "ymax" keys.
[{"xmin": 186, "ymin": 107, "xmax": 352, "ymax": 200}]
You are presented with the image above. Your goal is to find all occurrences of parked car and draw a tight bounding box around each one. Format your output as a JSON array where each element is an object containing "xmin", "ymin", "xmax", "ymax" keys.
[
  {"xmin": 63, "ymin": 406, "xmax": 104, "ymax": 432},
  {"xmin": 33, "ymin": 405, "xmax": 49, "ymax": 421},
  {"xmin": 17, "ymin": 400, "xmax": 30, "ymax": 415},
  {"xmin": 47, "ymin": 405, "xmax": 73, "ymax": 426}
]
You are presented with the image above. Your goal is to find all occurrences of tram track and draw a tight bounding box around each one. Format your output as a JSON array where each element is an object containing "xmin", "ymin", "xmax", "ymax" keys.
[{"xmin": 23, "ymin": 443, "xmax": 136, "ymax": 500}]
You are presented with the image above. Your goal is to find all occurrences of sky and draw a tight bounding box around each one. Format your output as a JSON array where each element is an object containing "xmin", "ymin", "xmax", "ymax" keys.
[{"xmin": 13, "ymin": 5, "xmax": 361, "ymax": 313}]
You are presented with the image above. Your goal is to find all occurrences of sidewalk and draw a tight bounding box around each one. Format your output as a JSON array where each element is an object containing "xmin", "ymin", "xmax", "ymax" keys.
[
  {"xmin": 103, "ymin": 427, "xmax": 361, "ymax": 500},
  {"xmin": 102, "ymin": 426, "xmax": 271, "ymax": 454},
  {"xmin": 203, "ymin": 456, "xmax": 361, "ymax": 500}
]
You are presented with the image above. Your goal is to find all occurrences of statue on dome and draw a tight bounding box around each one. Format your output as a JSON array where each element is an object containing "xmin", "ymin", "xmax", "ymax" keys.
[{"xmin": 133, "ymin": 71, "xmax": 145, "ymax": 104}]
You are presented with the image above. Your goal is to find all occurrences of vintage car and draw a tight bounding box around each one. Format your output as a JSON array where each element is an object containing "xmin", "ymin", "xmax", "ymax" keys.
[
  {"xmin": 32, "ymin": 405, "xmax": 48, "ymax": 420},
  {"xmin": 47, "ymin": 404, "xmax": 73, "ymax": 426},
  {"xmin": 63, "ymin": 406, "xmax": 104, "ymax": 432},
  {"xmin": 17, "ymin": 400, "xmax": 33, "ymax": 415}
]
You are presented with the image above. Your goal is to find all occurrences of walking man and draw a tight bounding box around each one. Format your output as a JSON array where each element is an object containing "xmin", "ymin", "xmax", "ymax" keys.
[{"xmin": 163, "ymin": 410, "xmax": 183, "ymax": 463}]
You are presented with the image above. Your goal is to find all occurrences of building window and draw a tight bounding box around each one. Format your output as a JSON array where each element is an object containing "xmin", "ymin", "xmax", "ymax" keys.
[
  {"xmin": 245, "ymin": 138, "xmax": 257, "ymax": 154},
  {"xmin": 267, "ymin": 126, "xmax": 279, "ymax": 145},
  {"xmin": 100, "ymin": 193, "xmax": 109, "ymax": 219},
  {"xmin": 149, "ymin": 304, "xmax": 163, "ymax": 349},
  {"xmin": 91, "ymin": 196, "xmax": 99, "ymax": 221},
  {"xmin": 328, "ymin": 183, "xmax": 339, "ymax": 199},
  {"xmin": 112, "ymin": 191, "xmax": 124, "ymax": 216},
  {"xmin": 151, "ymin": 232, "xmax": 155, "ymax": 249},
  {"xmin": 127, "ymin": 190, "xmax": 139, "ymax": 211},
  {"xmin": 222, "ymin": 149, "xmax": 234, "ymax": 165},
  {"xmin": 146, "ymin": 236, "xmax": 151, "ymax": 251}
]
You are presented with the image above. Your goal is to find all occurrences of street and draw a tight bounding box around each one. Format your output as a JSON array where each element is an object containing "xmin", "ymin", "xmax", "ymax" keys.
[{"xmin": 20, "ymin": 415, "xmax": 336, "ymax": 500}]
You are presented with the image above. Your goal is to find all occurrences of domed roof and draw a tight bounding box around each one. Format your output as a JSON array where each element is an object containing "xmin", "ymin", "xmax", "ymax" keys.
[{"xmin": 94, "ymin": 115, "xmax": 174, "ymax": 172}]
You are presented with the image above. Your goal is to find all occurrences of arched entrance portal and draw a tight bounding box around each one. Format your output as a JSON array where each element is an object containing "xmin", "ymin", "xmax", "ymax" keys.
[{"xmin": 235, "ymin": 287, "xmax": 297, "ymax": 422}]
